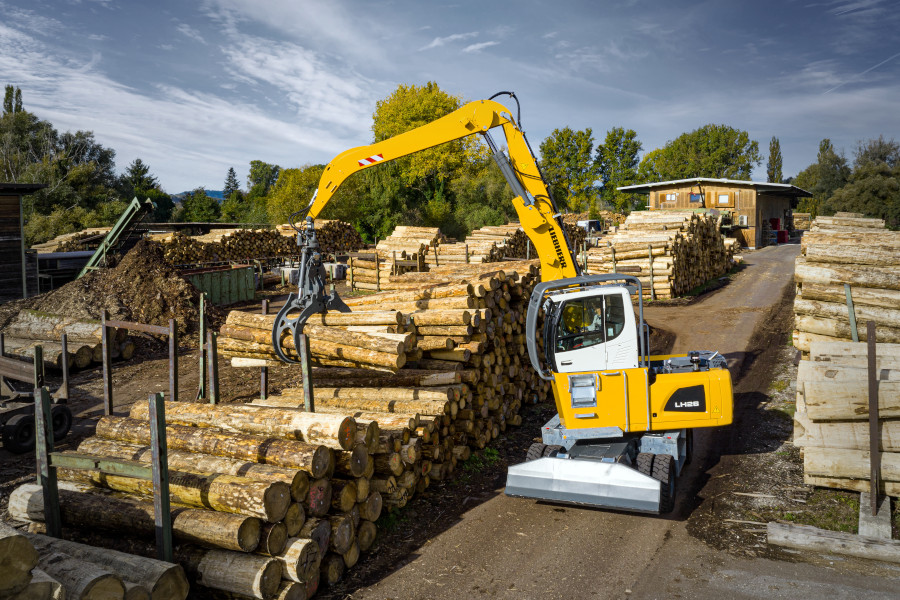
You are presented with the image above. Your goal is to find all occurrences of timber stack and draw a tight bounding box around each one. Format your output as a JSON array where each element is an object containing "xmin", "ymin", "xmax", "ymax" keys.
[
  {"xmin": 792, "ymin": 213, "xmax": 900, "ymax": 354},
  {"xmin": 31, "ymin": 228, "xmax": 112, "ymax": 253},
  {"xmin": 348, "ymin": 226, "xmax": 440, "ymax": 291},
  {"xmin": 1, "ymin": 309, "xmax": 134, "ymax": 371},
  {"xmin": 0, "ymin": 518, "xmax": 188, "ymax": 599},
  {"xmin": 153, "ymin": 229, "xmax": 297, "ymax": 265},
  {"xmin": 793, "ymin": 340, "xmax": 900, "ymax": 496},
  {"xmin": 582, "ymin": 211, "xmax": 732, "ymax": 299},
  {"xmin": 277, "ymin": 220, "xmax": 363, "ymax": 255},
  {"xmin": 465, "ymin": 224, "xmax": 529, "ymax": 258}
]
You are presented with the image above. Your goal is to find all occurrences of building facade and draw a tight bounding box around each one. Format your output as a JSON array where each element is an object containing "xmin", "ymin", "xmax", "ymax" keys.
[{"xmin": 618, "ymin": 178, "xmax": 811, "ymax": 249}]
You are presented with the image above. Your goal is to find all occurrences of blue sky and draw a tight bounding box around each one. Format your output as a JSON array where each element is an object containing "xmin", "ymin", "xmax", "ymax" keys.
[{"xmin": 1, "ymin": 0, "xmax": 898, "ymax": 194}]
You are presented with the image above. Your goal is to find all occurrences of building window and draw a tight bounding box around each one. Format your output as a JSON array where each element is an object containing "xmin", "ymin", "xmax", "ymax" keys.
[
  {"xmin": 718, "ymin": 193, "xmax": 730, "ymax": 205},
  {"xmin": 690, "ymin": 193, "xmax": 704, "ymax": 203}
]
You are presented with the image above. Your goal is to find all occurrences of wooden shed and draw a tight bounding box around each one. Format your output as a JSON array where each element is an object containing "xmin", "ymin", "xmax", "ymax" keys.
[
  {"xmin": 0, "ymin": 183, "xmax": 45, "ymax": 302},
  {"xmin": 618, "ymin": 178, "xmax": 811, "ymax": 249}
]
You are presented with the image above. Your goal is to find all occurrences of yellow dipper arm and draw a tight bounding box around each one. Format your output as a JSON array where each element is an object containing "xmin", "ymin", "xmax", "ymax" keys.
[{"xmin": 305, "ymin": 98, "xmax": 580, "ymax": 282}]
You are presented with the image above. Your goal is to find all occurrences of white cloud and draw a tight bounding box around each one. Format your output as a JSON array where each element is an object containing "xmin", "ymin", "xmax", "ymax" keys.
[
  {"xmin": 419, "ymin": 31, "xmax": 479, "ymax": 51},
  {"xmin": 462, "ymin": 41, "xmax": 500, "ymax": 54},
  {"xmin": 175, "ymin": 22, "xmax": 207, "ymax": 45}
]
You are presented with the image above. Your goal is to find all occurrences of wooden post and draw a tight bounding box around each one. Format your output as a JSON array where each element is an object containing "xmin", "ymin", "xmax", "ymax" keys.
[
  {"xmin": 434, "ymin": 246, "xmax": 439, "ymax": 267},
  {"xmin": 207, "ymin": 331, "xmax": 220, "ymax": 405},
  {"xmin": 58, "ymin": 333, "xmax": 69, "ymax": 401},
  {"xmin": 102, "ymin": 310, "xmax": 113, "ymax": 415},
  {"xmin": 845, "ymin": 284, "xmax": 859, "ymax": 343},
  {"xmin": 198, "ymin": 293, "xmax": 207, "ymax": 401},
  {"xmin": 611, "ymin": 248, "xmax": 617, "ymax": 274},
  {"xmin": 648, "ymin": 245, "xmax": 657, "ymax": 301},
  {"xmin": 260, "ymin": 300, "xmax": 269, "ymax": 400},
  {"xmin": 34, "ymin": 385, "xmax": 61, "ymax": 538},
  {"xmin": 348, "ymin": 257, "xmax": 355, "ymax": 291},
  {"xmin": 298, "ymin": 333, "xmax": 314, "ymax": 413},
  {"xmin": 375, "ymin": 254, "xmax": 381, "ymax": 291},
  {"xmin": 168, "ymin": 319, "xmax": 178, "ymax": 403},
  {"xmin": 868, "ymin": 320, "xmax": 879, "ymax": 516},
  {"xmin": 33, "ymin": 343, "xmax": 44, "ymax": 389},
  {"xmin": 465, "ymin": 243, "xmax": 469, "ymax": 264},
  {"xmin": 148, "ymin": 392, "xmax": 174, "ymax": 562},
  {"xmin": 392, "ymin": 250, "xmax": 398, "ymax": 276}
]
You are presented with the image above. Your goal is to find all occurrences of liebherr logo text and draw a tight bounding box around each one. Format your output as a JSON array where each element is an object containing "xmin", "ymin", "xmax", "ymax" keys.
[{"xmin": 549, "ymin": 226, "xmax": 568, "ymax": 269}]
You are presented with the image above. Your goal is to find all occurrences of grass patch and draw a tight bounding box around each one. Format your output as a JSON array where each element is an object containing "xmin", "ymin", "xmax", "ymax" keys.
[
  {"xmin": 777, "ymin": 489, "xmax": 859, "ymax": 534},
  {"xmin": 376, "ymin": 510, "xmax": 408, "ymax": 532},
  {"xmin": 463, "ymin": 447, "xmax": 501, "ymax": 473},
  {"xmin": 769, "ymin": 379, "xmax": 789, "ymax": 393}
]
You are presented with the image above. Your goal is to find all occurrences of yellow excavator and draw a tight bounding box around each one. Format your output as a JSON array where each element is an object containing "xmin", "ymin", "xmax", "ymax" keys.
[{"xmin": 272, "ymin": 92, "xmax": 733, "ymax": 513}]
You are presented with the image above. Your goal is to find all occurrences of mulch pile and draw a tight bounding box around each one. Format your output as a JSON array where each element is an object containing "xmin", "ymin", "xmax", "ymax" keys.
[{"xmin": 0, "ymin": 240, "xmax": 222, "ymax": 335}]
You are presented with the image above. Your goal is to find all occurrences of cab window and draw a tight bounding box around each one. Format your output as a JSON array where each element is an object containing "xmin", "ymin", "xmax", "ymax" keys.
[
  {"xmin": 555, "ymin": 297, "xmax": 605, "ymax": 352},
  {"xmin": 605, "ymin": 293, "xmax": 627, "ymax": 341}
]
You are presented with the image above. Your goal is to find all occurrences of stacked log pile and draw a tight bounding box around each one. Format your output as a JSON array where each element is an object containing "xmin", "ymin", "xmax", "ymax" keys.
[
  {"xmin": 582, "ymin": 211, "xmax": 732, "ymax": 299},
  {"xmin": 1, "ymin": 310, "xmax": 134, "ymax": 370},
  {"xmin": 465, "ymin": 224, "xmax": 529, "ymax": 258},
  {"xmin": 793, "ymin": 340, "xmax": 900, "ymax": 495},
  {"xmin": 217, "ymin": 310, "xmax": 411, "ymax": 371},
  {"xmin": 276, "ymin": 221, "xmax": 363, "ymax": 255},
  {"xmin": 348, "ymin": 226, "xmax": 439, "ymax": 291},
  {"xmin": 31, "ymin": 228, "xmax": 111, "ymax": 253},
  {"xmin": 154, "ymin": 230, "xmax": 297, "ymax": 265},
  {"xmin": 792, "ymin": 214, "xmax": 900, "ymax": 354},
  {"xmin": 0, "ymin": 519, "xmax": 188, "ymax": 599}
]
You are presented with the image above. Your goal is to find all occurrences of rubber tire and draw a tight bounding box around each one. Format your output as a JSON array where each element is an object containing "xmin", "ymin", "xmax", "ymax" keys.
[
  {"xmin": 51, "ymin": 404, "xmax": 73, "ymax": 442},
  {"xmin": 636, "ymin": 452, "xmax": 654, "ymax": 476},
  {"xmin": 3, "ymin": 413, "xmax": 35, "ymax": 454},
  {"xmin": 652, "ymin": 454, "xmax": 676, "ymax": 514},
  {"xmin": 542, "ymin": 444, "xmax": 563, "ymax": 458},
  {"xmin": 526, "ymin": 442, "xmax": 546, "ymax": 461}
]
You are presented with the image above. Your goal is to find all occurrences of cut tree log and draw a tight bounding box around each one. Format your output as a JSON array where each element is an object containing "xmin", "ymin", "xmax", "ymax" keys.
[
  {"xmin": 0, "ymin": 521, "xmax": 39, "ymax": 597},
  {"xmin": 800, "ymin": 283, "xmax": 900, "ymax": 310},
  {"xmin": 803, "ymin": 447, "xmax": 900, "ymax": 482},
  {"xmin": 256, "ymin": 522, "xmax": 288, "ymax": 557},
  {"xmin": 794, "ymin": 258, "xmax": 900, "ymax": 291},
  {"xmin": 298, "ymin": 519, "xmax": 331, "ymax": 560},
  {"xmin": 129, "ymin": 401, "xmax": 357, "ymax": 451},
  {"xmin": 803, "ymin": 381, "xmax": 900, "ymax": 421},
  {"xmin": 8, "ymin": 483, "xmax": 261, "ymax": 552},
  {"xmin": 277, "ymin": 537, "xmax": 320, "ymax": 583},
  {"xmin": 767, "ymin": 522, "xmax": 900, "ymax": 564},
  {"xmin": 328, "ymin": 515, "xmax": 354, "ymax": 555},
  {"xmin": 283, "ymin": 502, "xmax": 305, "ymax": 537},
  {"xmin": 320, "ymin": 553, "xmax": 345, "ymax": 586},
  {"xmin": 793, "ymin": 412, "xmax": 900, "ymax": 451},
  {"xmin": 76, "ymin": 437, "xmax": 309, "ymax": 502},
  {"xmin": 304, "ymin": 479, "xmax": 333, "ymax": 518},
  {"xmin": 11, "ymin": 567, "xmax": 64, "ymax": 600},
  {"xmin": 794, "ymin": 298, "xmax": 900, "ymax": 331},
  {"xmin": 38, "ymin": 551, "xmax": 125, "ymax": 600},
  {"xmin": 26, "ymin": 532, "xmax": 189, "ymax": 600},
  {"xmin": 356, "ymin": 520, "xmax": 377, "ymax": 553},
  {"xmin": 177, "ymin": 547, "xmax": 281, "ymax": 600},
  {"xmin": 58, "ymin": 462, "xmax": 291, "ymax": 522},
  {"xmin": 95, "ymin": 417, "xmax": 333, "ymax": 478}
]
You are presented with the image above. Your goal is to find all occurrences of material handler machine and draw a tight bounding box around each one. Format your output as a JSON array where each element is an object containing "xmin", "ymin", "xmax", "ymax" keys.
[{"xmin": 271, "ymin": 93, "xmax": 733, "ymax": 513}]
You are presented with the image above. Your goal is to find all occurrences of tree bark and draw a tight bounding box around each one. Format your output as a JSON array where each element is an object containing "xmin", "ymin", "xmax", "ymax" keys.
[
  {"xmin": 95, "ymin": 416, "xmax": 333, "ymax": 478},
  {"xmin": 37, "ymin": 551, "xmax": 125, "ymax": 600},
  {"xmin": 298, "ymin": 518, "xmax": 331, "ymax": 561},
  {"xmin": 0, "ymin": 521, "xmax": 39, "ymax": 597},
  {"xmin": 77, "ymin": 437, "xmax": 309, "ymax": 502},
  {"xmin": 129, "ymin": 401, "xmax": 357, "ymax": 451},
  {"xmin": 26, "ymin": 532, "xmax": 189, "ymax": 600},
  {"xmin": 177, "ymin": 547, "xmax": 281, "ymax": 600},
  {"xmin": 8, "ymin": 483, "xmax": 261, "ymax": 552}
]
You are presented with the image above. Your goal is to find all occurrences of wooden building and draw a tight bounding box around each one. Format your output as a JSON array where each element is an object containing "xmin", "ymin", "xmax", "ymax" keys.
[
  {"xmin": 0, "ymin": 183, "xmax": 45, "ymax": 302},
  {"xmin": 617, "ymin": 178, "xmax": 811, "ymax": 249}
]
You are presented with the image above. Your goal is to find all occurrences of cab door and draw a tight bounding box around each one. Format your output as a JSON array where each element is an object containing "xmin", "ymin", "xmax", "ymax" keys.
[{"xmin": 553, "ymin": 295, "xmax": 607, "ymax": 373}]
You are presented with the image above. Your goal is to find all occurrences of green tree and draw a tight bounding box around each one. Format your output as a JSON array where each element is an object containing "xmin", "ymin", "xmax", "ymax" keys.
[
  {"xmin": 118, "ymin": 158, "xmax": 159, "ymax": 197},
  {"xmin": 539, "ymin": 127, "xmax": 597, "ymax": 212},
  {"xmin": 178, "ymin": 188, "xmax": 220, "ymax": 222},
  {"xmin": 853, "ymin": 135, "xmax": 900, "ymax": 170},
  {"xmin": 596, "ymin": 127, "xmax": 642, "ymax": 212},
  {"xmin": 267, "ymin": 165, "xmax": 325, "ymax": 225},
  {"xmin": 449, "ymin": 157, "xmax": 516, "ymax": 239},
  {"xmin": 247, "ymin": 161, "xmax": 280, "ymax": 198},
  {"xmin": 638, "ymin": 124, "xmax": 761, "ymax": 181},
  {"xmin": 144, "ymin": 188, "xmax": 175, "ymax": 222},
  {"xmin": 823, "ymin": 162, "xmax": 900, "ymax": 229},
  {"xmin": 812, "ymin": 138, "xmax": 850, "ymax": 201},
  {"xmin": 223, "ymin": 167, "xmax": 240, "ymax": 198},
  {"xmin": 767, "ymin": 136, "xmax": 783, "ymax": 183},
  {"xmin": 791, "ymin": 164, "xmax": 819, "ymax": 216}
]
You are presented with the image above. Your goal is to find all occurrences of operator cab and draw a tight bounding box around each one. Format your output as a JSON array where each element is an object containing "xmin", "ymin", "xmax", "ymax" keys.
[{"xmin": 546, "ymin": 286, "xmax": 639, "ymax": 373}]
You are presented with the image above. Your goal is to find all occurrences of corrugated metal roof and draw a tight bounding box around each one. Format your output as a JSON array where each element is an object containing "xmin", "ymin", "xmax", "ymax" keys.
[{"xmin": 617, "ymin": 178, "xmax": 811, "ymax": 197}]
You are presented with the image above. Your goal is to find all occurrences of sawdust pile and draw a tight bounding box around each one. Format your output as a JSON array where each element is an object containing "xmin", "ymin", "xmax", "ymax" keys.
[{"xmin": 1, "ymin": 240, "xmax": 222, "ymax": 335}]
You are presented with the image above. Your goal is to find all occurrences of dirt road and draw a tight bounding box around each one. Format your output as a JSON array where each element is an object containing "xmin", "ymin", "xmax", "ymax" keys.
[{"xmin": 343, "ymin": 245, "xmax": 900, "ymax": 600}]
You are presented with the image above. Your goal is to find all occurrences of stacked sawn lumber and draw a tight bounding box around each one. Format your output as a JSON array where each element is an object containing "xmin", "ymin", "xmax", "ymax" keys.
[
  {"xmin": 793, "ymin": 340, "xmax": 900, "ymax": 495},
  {"xmin": 1, "ymin": 310, "xmax": 133, "ymax": 370},
  {"xmin": 9, "ymin": 401, "xmax": 369, "ymax": 599},
  {"xmin": 0, "ymin": 519, "xmax": 187, "ymax": 599},
  {"xmin": 583, "ymin": 211, "xmax": 732, "ymax": 299},
  {"xmin": 792, "ymin": 214, "xmax": 900, "ymax": 354}
]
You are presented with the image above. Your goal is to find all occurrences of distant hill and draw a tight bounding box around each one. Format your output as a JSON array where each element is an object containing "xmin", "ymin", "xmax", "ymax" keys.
[{"xmin": 173, "ymin": 189, "xmax": 225, "ymax": 202}]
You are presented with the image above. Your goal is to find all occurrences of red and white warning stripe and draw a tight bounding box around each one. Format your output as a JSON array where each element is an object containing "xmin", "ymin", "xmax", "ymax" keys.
[{"xmin": 358, "ymin": 153, "xmax": 384, "ymax": 167}]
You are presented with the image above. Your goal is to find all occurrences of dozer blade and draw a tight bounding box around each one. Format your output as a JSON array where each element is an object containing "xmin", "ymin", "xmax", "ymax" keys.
[{"xmin": 505, "ymin": 457, "xmax": 662, "ymax": 513}]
